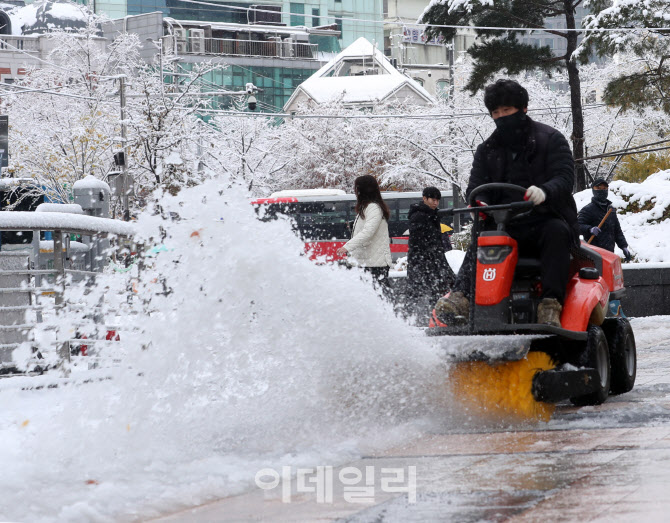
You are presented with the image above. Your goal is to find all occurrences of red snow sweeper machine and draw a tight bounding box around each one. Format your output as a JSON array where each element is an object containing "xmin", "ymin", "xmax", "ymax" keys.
[{"xmin": 428, "ymin": 183, "xmax": 636, "ymax": 421}]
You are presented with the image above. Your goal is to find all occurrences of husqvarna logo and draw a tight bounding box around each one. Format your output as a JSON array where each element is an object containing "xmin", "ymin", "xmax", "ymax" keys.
[{"xmin": 483, "ymin": 268, "xmax": 496, "ymax": 281}]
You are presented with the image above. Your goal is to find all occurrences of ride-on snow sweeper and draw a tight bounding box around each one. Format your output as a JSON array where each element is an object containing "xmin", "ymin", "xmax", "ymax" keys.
[{"xmin": 429, "ymin": 183, "xmax": 636, "ymax": 421}]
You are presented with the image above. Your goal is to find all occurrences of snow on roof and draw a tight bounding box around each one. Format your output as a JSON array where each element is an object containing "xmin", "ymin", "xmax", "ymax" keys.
[
  {"xmin": 0, "ymin": 211, "xmax": 135, "ymax": 236},
  {"xmin": 47, "ymin": 1, "xmax": 89, "ymax": 21},
  {"xmin": 8, "ymin": 0, "xmax": 90, "ymax": 36},
  {"xmin": 0, "ymin": 178, "xmax": 35, "ymax": 190},
  {"xmin": 8, "ymin": 3, "xmax": 38, "ymax": 36},
  {"xmin": 36, "ymin": 203, "xmax": 84, "ymax": 214},
  {"xmin": 72, "ymin": 175, "xmax": 110, "ymax": 193},
  {"xmin": 270, "ymin": 189, "xmax": 346, "ymax": 198},
  {"xmin": 285, "ymin": 37, "xmax": 435, "ymax": 107},
  {"xmin": 163, "ymin": 17, "xmax": 310, "ymax": 37}
]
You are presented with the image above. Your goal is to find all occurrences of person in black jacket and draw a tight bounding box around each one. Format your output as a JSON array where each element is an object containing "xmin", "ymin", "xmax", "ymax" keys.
[
  {"xmin": 406, "ymin": 187, "xmax": 456, "ymax": 322},
  {"xmin": 435, "ymin": 79, "xmax": 579, "ymax": 327},
  {"xmin": 578, "ymin": 178, "xmax": 632, "ymax": 260}
]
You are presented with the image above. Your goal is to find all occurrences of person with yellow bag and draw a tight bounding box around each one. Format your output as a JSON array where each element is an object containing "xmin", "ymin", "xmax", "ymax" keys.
[{"xmin": 406, "ymin": 187, "xmax": 456, "ymax": 324}]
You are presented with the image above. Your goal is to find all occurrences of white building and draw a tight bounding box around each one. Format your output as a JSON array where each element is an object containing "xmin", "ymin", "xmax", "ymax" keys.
[
  {"xmin": 283, "ymin": 37, "xmax": 435, "ymax": 112},
  {"xmin": 0, "ymin": 1, "xmax": 102, "ymax": 84}
]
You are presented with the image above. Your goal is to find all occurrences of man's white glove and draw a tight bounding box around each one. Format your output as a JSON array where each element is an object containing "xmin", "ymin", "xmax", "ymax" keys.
[{"xmin": 524, "ymin": 186, "xmax": 546, "ymax": 206}]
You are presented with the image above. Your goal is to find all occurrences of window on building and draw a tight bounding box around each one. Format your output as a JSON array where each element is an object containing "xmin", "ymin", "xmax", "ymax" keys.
[
  {"xmin": 436, "ymin": 79, "xmax": 450, "ymax": 98},
  {"xmin": 312, "ymin": 8, "xmax": 320, "ymax": 27},
  {"xmin": 290, "ymin": 3, "xmax": 305, "ymax": 26},
  {"xmin": 335, "ymin": 18, "xmax": 343, "ymax": 39},
  {"xmin": 325, "ymin": 58, "xmax": 389, "ymax": 77}
]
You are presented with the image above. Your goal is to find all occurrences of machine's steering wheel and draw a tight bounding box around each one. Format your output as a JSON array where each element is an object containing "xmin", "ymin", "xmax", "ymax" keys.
[
  {"xmin": 468, "ymin": 183, "xmax": 535, "ymax": 225},
  {"xmin": 468, "ymin": 183, "xmax": 528, "ymax": 206}
]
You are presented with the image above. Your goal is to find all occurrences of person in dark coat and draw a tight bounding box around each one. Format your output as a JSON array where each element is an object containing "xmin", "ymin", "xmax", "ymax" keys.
[
  {"xmin": 578, "ymin": 178, "xmax": 631, "ymax": 260},
  {"xmin": 406, "ymin": 187, "xmax": 456, "ymax": 322},
  {"xmin": 435, "ymin": 79, "xmax": 579, "ymax": 327}
]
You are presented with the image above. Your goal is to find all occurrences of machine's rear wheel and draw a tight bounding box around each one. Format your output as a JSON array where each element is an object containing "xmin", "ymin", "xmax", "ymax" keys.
[
  {"xmin": 570, "ymin": 324, "xmax": 611, "ymax": 406},
  {"xmin": 604, "ymin": 318, "xmax": 636, "ymax": 395}
]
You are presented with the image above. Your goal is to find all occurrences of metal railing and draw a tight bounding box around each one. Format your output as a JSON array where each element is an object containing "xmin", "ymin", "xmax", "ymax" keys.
[
  {"xmin": 0, "ymin": 214, "xmax": 136, "ymax": 374},
  {"xmin": 184, "ymin": 37, "xmax": 318, "ymax": 59}
]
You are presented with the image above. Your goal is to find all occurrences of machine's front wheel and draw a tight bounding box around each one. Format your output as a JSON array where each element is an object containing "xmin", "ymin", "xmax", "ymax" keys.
[
  {"xmin": 604, "ymin": 318, "xmax": 636, "ymax": 395},
  {"xmin": 571, "ymin": 324, "xmax": 611, "ymax": 406}
]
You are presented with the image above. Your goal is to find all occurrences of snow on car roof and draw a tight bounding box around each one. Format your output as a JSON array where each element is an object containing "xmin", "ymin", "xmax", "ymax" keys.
[
  {"xmin": 35, "ymin": 203, "xmax": 84, "ymax": 214},
  {"xmin": 270, "ymin": 189, "xmax": 347, "ymax": 198}
]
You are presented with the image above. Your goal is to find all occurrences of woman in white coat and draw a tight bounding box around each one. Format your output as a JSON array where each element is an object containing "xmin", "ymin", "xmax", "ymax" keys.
[{"xmin": 336, "ymin": 175, "xmax": 393, "ymax": 290}]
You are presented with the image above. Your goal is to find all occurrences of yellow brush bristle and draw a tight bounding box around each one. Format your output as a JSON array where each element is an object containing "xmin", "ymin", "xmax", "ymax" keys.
[{"xmin": 448, "ymin": 351, "xmax": 556, "ymax": 422}]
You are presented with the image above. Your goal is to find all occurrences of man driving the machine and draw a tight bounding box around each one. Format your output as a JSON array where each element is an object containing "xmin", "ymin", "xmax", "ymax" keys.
[{"xmin": 436, "ymin": 79, "xmax": 579, "ymax": 327}]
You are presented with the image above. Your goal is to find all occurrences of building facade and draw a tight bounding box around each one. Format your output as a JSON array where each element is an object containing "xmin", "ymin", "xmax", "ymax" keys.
[
  {"xmin": 382, "ymin": 0, "xmax": 475, "ymax": 98},
  {"xmin": 81, "ymin": 0, "xmax": 383, "ymax": 48},
  {"xmin": 0, "ymin": 1, "xmax": 103, "ymax": 84},
  {"xmin": 89, "ymin": 0, "xmax": 384, "ymax": 109},
  {"xmin": 104, "ymin": 11, "xmax": 342, "ymax": 110}
]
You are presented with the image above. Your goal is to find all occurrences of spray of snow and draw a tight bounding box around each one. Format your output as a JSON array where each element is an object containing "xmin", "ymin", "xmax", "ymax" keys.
[{"xmin": 0, "ymin": 179, "xmax": 448, "ymax": 522}]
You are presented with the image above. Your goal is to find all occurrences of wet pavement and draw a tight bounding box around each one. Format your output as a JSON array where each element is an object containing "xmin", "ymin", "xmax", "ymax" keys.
[{"xmin": 153, "ymin": 317, "xmax": 670, "ymax": 522}]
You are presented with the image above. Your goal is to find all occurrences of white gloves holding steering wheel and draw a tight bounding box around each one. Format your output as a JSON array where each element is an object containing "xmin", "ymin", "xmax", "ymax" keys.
[{"xmin": 524, "ymin": 185, "xmax": 546, "ymax": 206}]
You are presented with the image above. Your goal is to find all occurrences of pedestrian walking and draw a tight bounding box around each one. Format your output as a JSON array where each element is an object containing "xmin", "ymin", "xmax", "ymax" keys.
[
  {"xmin": 406, "ymin": 187, "xmax": 456, "ymax": 322},
  {"xmin": 336, "ymin": 175, "xmax": 392, "ymax": 291}
]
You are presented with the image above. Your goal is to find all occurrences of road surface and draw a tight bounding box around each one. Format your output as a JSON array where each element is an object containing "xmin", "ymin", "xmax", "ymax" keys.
[{"xmin": 153, "ymin": 317, "xmax": 670, "ymax": 522}]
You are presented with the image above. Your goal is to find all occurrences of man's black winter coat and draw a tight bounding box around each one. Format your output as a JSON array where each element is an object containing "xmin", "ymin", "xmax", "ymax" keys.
[
  {"xmin": 578, "ymin": 198, "xmax": 628, "ymax": 252},
  {"xmin": 466, "ymin": 116, "xmax": 579, "ymax": 243},
  {"xmin": 407, "ymin": 203, "xmax": 455, "ymax": 304}
]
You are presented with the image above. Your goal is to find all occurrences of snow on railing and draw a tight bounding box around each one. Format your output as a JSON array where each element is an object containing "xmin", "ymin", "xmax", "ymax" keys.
[{"xmin": 0, "ymin": 213, "xmax": 136, "ymax": 376}]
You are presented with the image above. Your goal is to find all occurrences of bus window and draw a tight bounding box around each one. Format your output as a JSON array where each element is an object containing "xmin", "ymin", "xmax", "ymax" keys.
[
  {"xmin": 394, "ymin": 197, "xmax": 421, "ymax": 236},
  {"xmin": 439, "ymin": 196, "xmax": 454, "ymax": 228},
  {"xmin": 296, "ymin": 202, "xmax": 350, "ymax": 241}
]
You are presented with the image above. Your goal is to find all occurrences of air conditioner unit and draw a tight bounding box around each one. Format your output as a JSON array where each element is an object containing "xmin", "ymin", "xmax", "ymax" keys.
[
  {"xmin": 281, "ymin": 37, "xmax": 295, "ymax": 58},
  {"xmin": 161, "ymin": 35, "xmax": 176, "ymax": 54},
  {"xmin": 174, "ymin": 28, "xmax": 187, "ymax": 41},
  {"xmin": 176, "ymin": 41, "xmax": 187, "ymax": 54},
  {"xmin": 189, "ymin": 28, "xmax": 205, "ymax": 54}
]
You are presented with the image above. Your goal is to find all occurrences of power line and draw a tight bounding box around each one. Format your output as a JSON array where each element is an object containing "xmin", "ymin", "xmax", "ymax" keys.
[
  {"xmin": 196, "ymin": 104, "xmax": 595, "ymax": 120},
  {"xmin": 578, "ymin": 139, "xmax": 670, "ymax": 161}
]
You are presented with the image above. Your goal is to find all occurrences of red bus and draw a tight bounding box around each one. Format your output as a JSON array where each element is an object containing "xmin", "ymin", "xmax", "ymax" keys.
[{"xmin": 252, "ymin": 189, "xmax": 460, "ymax": 263}]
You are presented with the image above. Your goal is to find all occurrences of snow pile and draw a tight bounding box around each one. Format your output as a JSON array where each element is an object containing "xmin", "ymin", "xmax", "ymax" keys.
[
  {"xmin": 0, "ymin": 180, "xmax": 444, "ymax": 522},
  {"xmin": 72, "ymin": 175, "xmax": 110, "ymax": 192},
  {"xmin": 575, "ymin": 170, "xmax": 670, "ymax": 262}
]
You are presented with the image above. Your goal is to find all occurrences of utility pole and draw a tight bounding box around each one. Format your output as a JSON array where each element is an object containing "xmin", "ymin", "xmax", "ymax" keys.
[
  {"xmin": 119, "ymin": 75, "xmax": 130, "ymax": 221},
  {"xmin": 448, "ymin": 37, "xmax": 461, "ymax": 233}
]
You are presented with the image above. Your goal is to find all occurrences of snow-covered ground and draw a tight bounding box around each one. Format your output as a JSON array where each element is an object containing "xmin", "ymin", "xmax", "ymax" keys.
[
  {"xmin": 0, "ymin": 181, "xmax": 448, "ymax": 522},
  {"xmin": 2, "ymin": 172, "xmax": 670, "ymax": 522}
]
